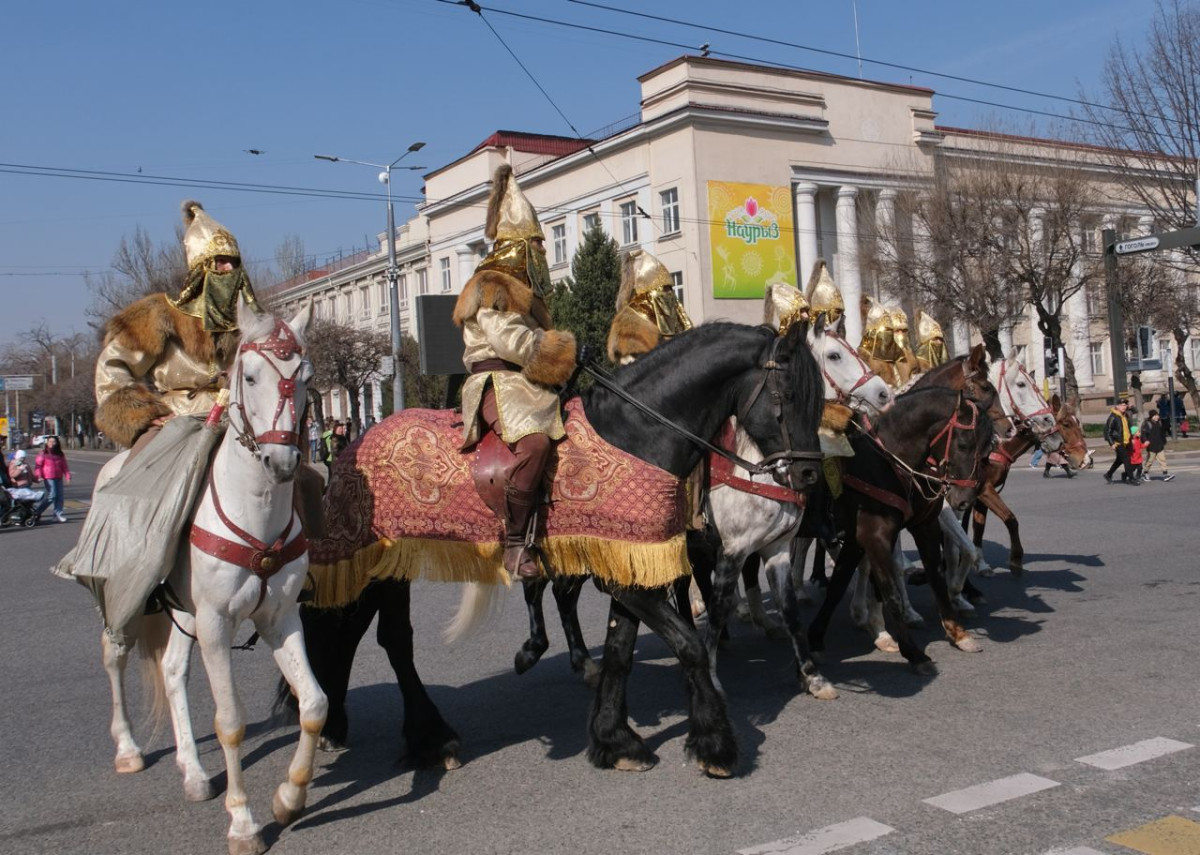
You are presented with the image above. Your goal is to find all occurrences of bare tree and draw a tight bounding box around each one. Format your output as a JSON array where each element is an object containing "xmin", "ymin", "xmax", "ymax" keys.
[
  {"xmin": 305, "ymin": 319, "xmax": 389, "ymax": 434},
  {"xmin": 1081, "ymin": 0, "xmax": 1200, "ymax": 412},
  {"xmin": 274, "ymin": 234, "xmax": 312, "ymax": 282},
  {"xmin": 85, "ymin": 225, "xmax": 187, "ymax": 329}
]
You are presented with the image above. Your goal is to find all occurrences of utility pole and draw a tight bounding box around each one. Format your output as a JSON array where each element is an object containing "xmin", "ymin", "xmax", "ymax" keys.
[{"xmin": 1103, "ymin": 228, "xmax": 1129, "ymax": 399}]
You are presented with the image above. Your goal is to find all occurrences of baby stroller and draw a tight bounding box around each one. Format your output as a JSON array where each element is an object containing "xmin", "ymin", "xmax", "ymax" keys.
[{"xmin": 0, "ymin": 466, "xmax": 44, "ymax": 528}]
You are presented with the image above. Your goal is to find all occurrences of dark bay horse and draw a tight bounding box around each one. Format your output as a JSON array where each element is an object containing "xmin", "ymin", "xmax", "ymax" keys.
[
  {"xmin": 299, "ymin": 322, "xmax": 824, "ymax": 777},
  {"xmin": 807, "ymin": 385, "xmax": 996, "ymax": 672},
  {"xmin": 968, "ymin": 394, "xmax": 1088, "ymax": 575}
]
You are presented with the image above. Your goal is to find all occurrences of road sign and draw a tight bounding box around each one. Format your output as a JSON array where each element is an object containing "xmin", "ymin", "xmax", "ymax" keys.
[
  {"xmin": 0, "ymin": 375, "xmax": 34, "ymax": 391},
  {"xmin": 378, "ymin": 356, "xmax": 395, "ymax": 376},
  {"xmin": 0, "ymin": 418, "xmax": 7, "ymax": 437},
  {"xmin": 1115, "ymin": 236, "xmax": 1160, "ymax": 255}
]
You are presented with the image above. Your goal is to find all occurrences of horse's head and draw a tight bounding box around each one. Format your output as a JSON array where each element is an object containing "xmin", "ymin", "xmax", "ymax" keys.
[
  {"xmin": 735, "ymin": 323, "xmax": 824, "ymax": 493},
  {"xmin": 992, "ymin": 350, "xmax": 1061, "ymax": 451},
  {"xmin": 1051, "ymin": 394, "xmax": 1088, "ymax": 470},
  {"xmin": 941, "ymin": 393, "xmax": 996, "ymax": 514},
  {"xmin": 230, "ymin": 302, "xmax": 314, "ymax": 483},
  {"xmin": 958, "ymin": 344, "xmax": 1012, "ymax": 440},
  {"xmin": 807, "ymin": 316, "xmax": 894, "ymax": 416}
]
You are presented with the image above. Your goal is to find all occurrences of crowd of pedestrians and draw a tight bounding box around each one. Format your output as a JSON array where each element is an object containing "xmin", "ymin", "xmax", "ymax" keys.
[{"xmin": 3, "ymin": 436, "xmax": 71, "ymax": 526}]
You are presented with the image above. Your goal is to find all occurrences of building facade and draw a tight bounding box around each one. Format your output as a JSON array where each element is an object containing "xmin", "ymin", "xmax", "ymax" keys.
[{"xmin": 269, "ymin": 55, "xmax": 1191, "ymax": 421}]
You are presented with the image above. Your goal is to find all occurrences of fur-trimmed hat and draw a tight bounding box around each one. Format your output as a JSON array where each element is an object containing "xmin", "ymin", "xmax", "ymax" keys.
[
  {"xmin": 485, "ymin": 164, "xmax": 544, "ymax": 242},
  {"xmin": 181, "ymin": 200, "xmax": 240, "ymax": 270}
]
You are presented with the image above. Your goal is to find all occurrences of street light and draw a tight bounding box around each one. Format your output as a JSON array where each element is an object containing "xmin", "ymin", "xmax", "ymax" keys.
[{"xmin": 315, "ymin": 141, "xmax": 426, "ymax": 413}]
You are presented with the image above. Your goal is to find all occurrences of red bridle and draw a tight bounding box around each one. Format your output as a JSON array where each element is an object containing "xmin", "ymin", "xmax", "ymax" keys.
[
  {"xmin": 998, "ymin": 359, "xmax": 1057, "ymax": 440},
  {"xmin": 230, "ymin": 320, "xmax": 307, "ymax": 454},
  {"xmin": 820, "ymin": 332, "xmax": 878, "ymax": 406},
  {"xmin": 926, "ymin": 395, "xmax": 982, "ymax": 490}
]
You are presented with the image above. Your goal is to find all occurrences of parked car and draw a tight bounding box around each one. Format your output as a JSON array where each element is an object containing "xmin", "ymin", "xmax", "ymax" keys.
[{"xmin": 30, "ymin": 435, "xmax": 47, "ymax": 448}]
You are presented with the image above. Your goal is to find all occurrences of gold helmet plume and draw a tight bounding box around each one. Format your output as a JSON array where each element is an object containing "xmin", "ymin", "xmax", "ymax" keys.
[
  {"xmin": 476, "ymin": 165, "xmax": 551, "ymax": 298},
  {"xmin": 763, "ymin": 282, "xmax": 809, "ymax": 337},
  {"xmin": 804, "ymin": 260, "xmax": 844, "ymax": 329},
  {"xmin": 173, "ymin": 200, "xmax": 261, "ymax": 331}
]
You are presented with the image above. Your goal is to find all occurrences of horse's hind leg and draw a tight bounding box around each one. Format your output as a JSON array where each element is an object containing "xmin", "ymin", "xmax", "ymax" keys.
[
  {"xmin": 257, "ymin": 606, "xmax": 328, "ymax": 829},
  {"xmin": 515, "ymin": 577, "xmax": 551, "ymax": 675},
  {"xmin": 621, "ymin": 587, "xmax": 738, "ymax": 778},
  {"xmin": 807, "ymin": 538, "xmax": 864, "ymax": 656},
  {"xmin": 761, "ymin": 541, "xmax": 836, "ymax": 699},
  {"xmin": 194, "ymin": 607, "xmax": 264, "ymax": 855},
  {"xmin": 850, "ymin": 559, "xmax": 898, "ymax": 653},
  {"xmin": 102, "ymin": 627, "xmax": 144, "ymax": 774},
  {"xmin": 739, "ymin": 554, "xmax": 787, "ymax": 639},
  {"xmin": 970, "ymin": 500, "xmax": 995, "ymax": 576},
  {"xmin": 300, "ymin": 590, "xmax": 378, "ymax": 751},
  {"xmin": 377, "ymin": 581, "xmax": 461, "ymax": 770},
  {"xmin": 550, "ymin": 575, "xmax": 599, "ymax": 685},
  {"xmin": 910, "ymin": 517, "xmax": 980, "ymax": 653},
  {"xmin": 892, "ymin": 540, "xmax": 926, "ymax": 627},
  {"xmin": 587, "ymin": 597, "xmax": 657, "ymax": 772},
  {"xmin": 859, "ymin": 520, "xmax": 935, "ymax": 674},
  {"xmin": 159, "ymin": 612, "xmax": 216, "ymax": 802},
  {"xmin": 702, "ymin": 552, "xmax": 744, "ymax": 695}
]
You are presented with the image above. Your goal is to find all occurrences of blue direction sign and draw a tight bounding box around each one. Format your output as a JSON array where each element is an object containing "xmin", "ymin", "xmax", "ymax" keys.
[{"xmin": 0, "ymin": 375, "xmax": 35, "ymax": 392}]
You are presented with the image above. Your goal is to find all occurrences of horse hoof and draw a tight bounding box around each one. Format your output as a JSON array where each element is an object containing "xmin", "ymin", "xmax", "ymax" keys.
[
  {"xmin": 514, "ymin": 650, "xmax": 540, "ymax": 676},
  {"xmin": 734, "ymin": 603, "xmax": 752, "ymax": 623},
  {"xmin": 272, "ymin": 788, "xmax": 304, "ymax": 827},
  {"xmin": 808, "ymin": 681, "xmax": 839, "ymax": 701},
  {"xmin": 955, "ymin": 635, "xmax": 982, "ymax": 653},
  {"xmin": 700, "ymin": 762, "xmax": 734, "ymax": 779},
  {"xmin": 581, "ymin": 658, "xmax": 602, "ymax": 689},
  {"xmin": 614, "ymin": 756, "xmax": 657, "ymax": 773},
  {"xmin": 114, "ymin": 752, "xmax": 144, "ymax": 774},
  {"xmin": 318, "ymin": 735, "xmax": 348, "ymax": 753},
  {"xmin": 442, "ymin": 754, "xmax": 463, "ymax": 771},
  {"xmin": 183, "ymin": 776, "xmax": 218, "ymax": 802},
  {"xmin": 874, "ymin": 633, "xmax": 900, "ymax": 654},
  {"xmin": 913, "ymin": 660, "xmax": 938, "ymax": 676},
  {"xmin": 228, "ymin": 832, "xmax": 268, "ymax": 855}
]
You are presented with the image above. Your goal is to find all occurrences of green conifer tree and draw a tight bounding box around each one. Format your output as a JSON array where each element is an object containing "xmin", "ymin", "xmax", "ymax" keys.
[{"xmin": 548, "ymin": 222, "xmax": 622, "ymax": 365}]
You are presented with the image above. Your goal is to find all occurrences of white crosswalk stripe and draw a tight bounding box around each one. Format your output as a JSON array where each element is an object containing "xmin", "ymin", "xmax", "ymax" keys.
[
  {"xmin": 922, "ymin": 773, "xmax": 1060, "ymax": 815},
  {"xmin": 737, "ymin": 818, "xmax": 895, "ymax": 855},
  {"xmin": 1075, "ymin": 737, "xmax": 1193, "ymax": 770}
]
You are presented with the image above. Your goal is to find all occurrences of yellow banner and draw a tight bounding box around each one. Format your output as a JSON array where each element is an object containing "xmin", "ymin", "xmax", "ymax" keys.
[
  {"xmin": 708, "ymin": 181, "xmax": 796, "ymax": 298},
  {"xmin": 0, "ymin": 418, "xmax": 7, "ymax": 438}
]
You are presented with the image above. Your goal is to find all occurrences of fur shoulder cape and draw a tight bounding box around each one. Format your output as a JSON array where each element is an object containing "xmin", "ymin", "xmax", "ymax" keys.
[
  {"xmin": 95, "ymin": 294, "xmax": 238, "ymax": 447},
  {"xmin": 453, "ymin": 268, "xmax": 552, "ymax": 330},
  {"xmin": 606, "ymin": 307, "xmax": 660, "ymax": 364}
]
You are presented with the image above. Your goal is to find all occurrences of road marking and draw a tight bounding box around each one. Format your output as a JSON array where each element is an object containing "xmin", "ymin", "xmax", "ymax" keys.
[
  {"xmin": 922, "ymin": 773, "xmax": 1060, "ymax": 815},
  {"xmin": 737, "ymin": 817, "xmax": 894, "ymax": 855},
  {"xmin": 1106, "ymin": 815, "xmax": 1200, "ymax": 854},
  {"xmin": 1045, "ymin": 848, "xmax": 1107, "ymax": 855},
  {"xmin": 1075, "ymin": 737, "xmax": 1193, "ymax": 771}
]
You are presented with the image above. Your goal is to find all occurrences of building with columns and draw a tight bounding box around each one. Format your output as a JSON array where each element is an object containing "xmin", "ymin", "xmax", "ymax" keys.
[{"xmin": 269, "ymin": 55, "xmax": 1192, "ymax": 420}]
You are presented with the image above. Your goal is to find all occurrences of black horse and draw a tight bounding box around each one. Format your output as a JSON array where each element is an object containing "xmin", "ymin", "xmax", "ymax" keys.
[
  {"xmin": 298, "ymin": 321, "xmax": 824, "ymax": 777},
  {"xmin": 806, "ymin": 385, "xmax": 995, "ymax": 672}
]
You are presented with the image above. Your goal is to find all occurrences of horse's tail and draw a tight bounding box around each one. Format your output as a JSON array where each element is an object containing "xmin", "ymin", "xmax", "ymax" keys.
[
  {"xmin": 135, "ymin": 611, "xmax": 171, "ymax": 741},
  {"xmin": 444, "ymin": 582, "xmax": 506, "ymax": 644}
]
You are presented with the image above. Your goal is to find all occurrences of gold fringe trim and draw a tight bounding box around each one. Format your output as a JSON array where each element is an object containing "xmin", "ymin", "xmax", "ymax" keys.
[{"xmin": 308, "ymin": 532, "xmax": 689, "ymax": 608}]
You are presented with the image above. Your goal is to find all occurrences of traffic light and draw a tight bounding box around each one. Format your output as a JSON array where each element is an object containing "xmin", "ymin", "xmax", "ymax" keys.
[{"xmin": 1044, "ymin": 349, "xmax": 1059, "ymax": 377}]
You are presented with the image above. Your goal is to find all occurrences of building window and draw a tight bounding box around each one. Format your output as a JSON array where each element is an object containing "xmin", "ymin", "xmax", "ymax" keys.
[
  {"xmin": 440, "ymin": 257, "xmax": 452, "ymax": 292},
  {"xmin": 343, "ymin": 292, "xmax": 352, "ymax": 320},
  {"xmin": 417, "ymin": 268, "xmax": 428, "ymax": 296},
  {"xmin": 328, "ymin": 295, "xmax": 338, "ymax": 322},
  {"xmin": 360, "ymin": 286, "xmax": 370, "ymax": 319},
  {"xmin": 620, "ymin": 200, "xmax": 639, "ymax": 246},
  {"xmin": 1090, "ymin": 342, "xmax": 1106, "ymax": 376},
  {"xmin": 582, "ymin": 211, "xmax": 600, "ymax": 234},
  {"xmin": 1081, "ymin": 222, "xmax": 1098, "ymax": 254},
  {"xmin": 1190, "ymin": 338, "xmax": 1200, "ymax": 369},
  {"xmin": 378, "ymin": 281, "xmax": 388, "ymax": 314},
  {"xmin": 1085, "ymin": 284, "xmax": 1103, "ymax": 316},
  {"xmin": 398, "ymin": 273, "xmax": 408, "ymax": 306},
  {"xmin": 660, "ymin": 188, "xmax": 680, "ymax": 234},
  {"xmin": 552, "ymin": 223, "xmax": 567, "ymax": 266},
  {"xmin": 670, "ymin": 271, "xmax": 684, "ymax": 304}
]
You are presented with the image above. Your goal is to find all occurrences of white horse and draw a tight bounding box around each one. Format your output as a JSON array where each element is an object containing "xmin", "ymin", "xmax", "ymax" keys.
[
  {"xmin": 703, "ymin": 320, "xmax": 894, "ymax": 699},
  {"xmin": 98, "ymin": 304, "xmax": 324, "ymax": 855}
]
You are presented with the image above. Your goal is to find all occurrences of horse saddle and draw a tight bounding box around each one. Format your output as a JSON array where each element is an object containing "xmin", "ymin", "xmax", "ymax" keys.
[{"xmin": 471, "ymin": 431, "xmax": 514, "ymax": 520}]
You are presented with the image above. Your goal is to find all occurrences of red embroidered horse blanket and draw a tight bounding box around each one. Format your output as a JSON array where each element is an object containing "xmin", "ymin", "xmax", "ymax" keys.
[{"xmin": 308, "ymin": 398, "xmax": 687, "ymax": 606}]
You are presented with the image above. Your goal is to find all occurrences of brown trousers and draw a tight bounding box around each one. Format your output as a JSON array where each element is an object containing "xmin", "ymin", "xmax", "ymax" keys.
[{"xmin": 479, "ymin": 386, "xmax": 552, "ymax": 493}]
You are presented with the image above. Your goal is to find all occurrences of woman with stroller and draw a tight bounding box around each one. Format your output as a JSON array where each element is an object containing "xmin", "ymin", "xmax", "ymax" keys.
[
  {"xmin": 33, "ymin": 436, "xmax": 70, "ymax": 522},
  {"xmin": 8, "ymin": 449, "xmax": 34, "ymax": 488}
]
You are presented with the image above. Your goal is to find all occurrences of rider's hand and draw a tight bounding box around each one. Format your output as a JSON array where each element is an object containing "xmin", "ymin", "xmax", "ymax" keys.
[{"xmin": 151, "ymin": 415, "xmax": 173, "ymax": 427}]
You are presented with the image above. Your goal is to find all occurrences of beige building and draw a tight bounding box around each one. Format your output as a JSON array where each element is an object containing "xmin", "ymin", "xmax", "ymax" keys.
[{"xmin": 269, "ymin": 55, "xmax": 1190, "ymax": 421}]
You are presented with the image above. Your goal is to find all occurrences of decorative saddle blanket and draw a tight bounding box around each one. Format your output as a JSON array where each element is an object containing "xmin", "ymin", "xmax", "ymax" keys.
[{"xmin": 308, "ymin": 398, "xmax": 687, "ymax": 606}]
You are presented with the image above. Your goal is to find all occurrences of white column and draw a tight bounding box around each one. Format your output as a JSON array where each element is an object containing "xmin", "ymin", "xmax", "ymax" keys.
[
  {"xmin": 998, "ymin": 324, "xmax": 1014, "ymax": 358},
  {"xmin": 835, "ymin": 186, "xmax": 864, "ymax": 346},
  {"xmin": 793, "ymin": 182, "xmax": 819, "ymax": 283},
  {"xmin": 1027, "ymin": 302, "xmax": 1045, "ymax": 380},
  {"xmin": 1067, "ymin": 224, "xmax": 1094, "ymax": 389},
  {"xmin": 875, "ymin": 188, "xmax": 898, "ymax": 302},
  {"xmin": 952, "ymin": 319, "xmax": 971, "ymax": 357},
  {"xmin": 455, "ymin": 245, "xmax": 475, "ymax": 292}
]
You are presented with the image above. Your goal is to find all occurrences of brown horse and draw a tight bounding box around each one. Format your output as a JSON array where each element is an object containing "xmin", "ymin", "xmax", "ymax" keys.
[
  {"xmin": 911, "ymin": 344, "xmax": 1013, "ymax": 439},
  {"xmin": 967, "ymin": 394, "xmax": 1088, "ymax": 575}
]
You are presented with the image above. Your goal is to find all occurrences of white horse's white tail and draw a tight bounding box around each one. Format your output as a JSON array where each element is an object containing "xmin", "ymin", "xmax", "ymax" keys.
[{"xmin": 444, "ymin": 582, "xmax": 507, "ymax": 644}]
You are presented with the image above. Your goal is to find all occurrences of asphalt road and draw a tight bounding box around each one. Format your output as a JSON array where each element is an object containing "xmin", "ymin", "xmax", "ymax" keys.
[{"xmin": 2, "ymin": 452, "xmax": 1199, "ymax": 855}]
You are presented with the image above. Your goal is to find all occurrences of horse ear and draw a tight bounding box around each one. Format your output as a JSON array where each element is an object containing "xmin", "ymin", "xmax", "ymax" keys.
[
  {"xmin": 1050, "ymin": 393, "xmax": 1062, "ymax": 411},
  {"xmin": 1007, "ymin": 346, "xmax": 1019, "ymax": 363},
  {"xmin": 785, "ymin": 317, "xmax": 807, "ymax": 349},
  {"xmin": 237, "ymin": 298, "xmax": 259, "ymax": 335},
  {"xmin": 290, "ymin": 300, "xmax": 313, "ymax": 335},
  {"xmin": 812, "ymin": 312, "xmax": 826, "ymax": 337}
]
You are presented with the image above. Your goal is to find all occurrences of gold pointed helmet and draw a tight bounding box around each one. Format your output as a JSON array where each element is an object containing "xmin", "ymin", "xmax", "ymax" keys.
[
  {"xmin": 476, "ymin": 164, "xmax": 551, "ymax": 298},
  {"xmin": 887, "ymin": 306, "xmax": 911, "ymax": 352},
  {"xmin": 915, "ymin": 309, "xmax": 949, "ymax": 370},
  {"xmin": 804, "ymin": 260, "xmax": 844, "ymax": 328},
  {"xmin": 181, "ymin": 200, "xmax": 240, "ymax": 271},
  {"xmin": 916, "ymin": 309, "xmax": 944, "ymax": 346},
  {"xmin": 861, "ymin": 295, "xmax": 901, "ymax": 361},
  {"xmin": 618, "ymin": 249, "xmax": 692, "ymax": 336},
  {"xmin": 762, "ymin": 281, "xmax": 809, "ymax": 337}
]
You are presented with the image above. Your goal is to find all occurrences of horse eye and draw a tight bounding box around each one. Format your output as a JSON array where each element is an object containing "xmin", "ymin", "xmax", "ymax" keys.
[
  {"xmin": 829, "ymin": 351, "xmax": 841, "ymax": 361},
  {"xmin": 245, "ymin": 375, "xmax": 257, "ymax": 386}
]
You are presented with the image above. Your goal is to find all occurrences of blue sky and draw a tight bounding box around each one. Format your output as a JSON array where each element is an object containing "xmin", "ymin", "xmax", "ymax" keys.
[{"xmin": 1, "ymin": 0, "xmax": 1146, "ymax": 346}]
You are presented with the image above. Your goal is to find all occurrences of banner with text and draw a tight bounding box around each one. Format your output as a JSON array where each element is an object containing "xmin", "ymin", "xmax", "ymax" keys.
[{"xmin": 707, "ymin": 181, "xmax": 796, "ymax": 299}]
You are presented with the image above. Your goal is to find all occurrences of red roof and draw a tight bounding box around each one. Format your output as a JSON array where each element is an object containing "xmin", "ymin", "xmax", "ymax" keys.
[{"xmin": 470, "ymin": 131, "xmax": 592, "ymax": 158}]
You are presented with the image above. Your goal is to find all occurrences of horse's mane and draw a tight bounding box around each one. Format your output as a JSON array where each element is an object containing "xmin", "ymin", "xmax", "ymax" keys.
[{"xmin": 238, "ymin": 306, "xmax": 308, "ymax": 351}]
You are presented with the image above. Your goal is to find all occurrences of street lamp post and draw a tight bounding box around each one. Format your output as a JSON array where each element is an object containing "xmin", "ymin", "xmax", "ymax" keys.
[{"xmin": 315, "ymin": 142, "xmax": 426, "ymax": 414}]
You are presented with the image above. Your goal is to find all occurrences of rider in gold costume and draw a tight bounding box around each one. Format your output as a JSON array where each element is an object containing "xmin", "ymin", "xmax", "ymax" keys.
[
  {"xmin": 914, "ymin": 309, "xmax": 950, "ymax": 373},
  {"xmin": 454, "ymin": 165, "xmax": 577, "ymax": 579},
  {"xmin": 606, "ymin": 249, "xmax": 692, "ymax": 364},
  {"xmin": 860, "ymin": 297, "xmax": 918, "ymax": 388}
]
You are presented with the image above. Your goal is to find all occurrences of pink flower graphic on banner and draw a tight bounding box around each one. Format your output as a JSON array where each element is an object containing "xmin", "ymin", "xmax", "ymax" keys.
[{"xmin": 744, "ymin": 197, "xmax": 759, "ymax": 218}]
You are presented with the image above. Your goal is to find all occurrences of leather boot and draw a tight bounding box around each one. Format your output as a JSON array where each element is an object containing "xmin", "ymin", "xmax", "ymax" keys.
[{"xmin": 503, "ymin": 485, "xmax": 542, "ymax": 580}]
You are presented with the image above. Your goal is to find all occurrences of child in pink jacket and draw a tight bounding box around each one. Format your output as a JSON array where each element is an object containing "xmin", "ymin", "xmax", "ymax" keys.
[{"xmin": 33, "ymin": 436, "xmax": 71, "ymax": 522}]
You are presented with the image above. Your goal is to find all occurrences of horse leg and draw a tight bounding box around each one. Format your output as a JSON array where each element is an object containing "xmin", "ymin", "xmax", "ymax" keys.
[
  {"xmin": 858, "ymin": 520, "xmax": 935, "ymax": 674},
  {"xmin": 761, "ymin": 541, "xmax": 836, "ymax": 699},
  {"xmin": 672, "ymin": 576, "xmax": 696, "ymax": 628},
  {"xmin": 807, "ymin": 534, "xmax": 865, "ymax": 656},
  {"xmin": 702, "ymin": 552, "xmax": 744, "ymax": 695},
  {"xmin": 300, "ymin": 591, "xmax": 378, "ymax": 752},
  {"xmin": 514, "ymin": 577, "xmax": 551, "ymax": 675},
  {"xmin": 102, "ymin": 627, "xmax": 145, "ymax": 774},
  {"xmin": 980, "ymin": 489, "xmax": 1024, "ymax": 576},
  {"xmin": 790, "ymin": 536, "xmax": 815, "ymax": 603},
  {"xmin": 890, "ymin": 540, "xmax": 926, "ymax": 627},
  {"xmin": 377, "ymin": 581, "xmax": 461, "ymax": 770},
  {"xmin": 969, "ymin": 498, "xmax": 995, "ymax": 576},
  {"xmin": 159, "ymin": 612, "xmax": 216, "ymax": 802},
  {"xmin": 256, "ymin": 607, "xmax": 328, "ymax": 828},
  {"xmin": 619, "ymin": 587, "xmax": 738, "ymax": 778},
  {"xmin": 739, "ymin": 554, "xmax": 787, "ymax": 639},
  {"xmin": 551, "ymin": 575, "xmax": 600, "ymax": 686},
  {"xmin": 911, "ymin": 516, "xmax": 980, "ymax": 653},
  {"xmin": 587, "ymin": 598, "xmax": 657, "ymax": 772},
  {"xmin": 194, "ymin": 607, "xmax": 264, "ymax": 855},
  {"xmin": 850, "ymin": 559, "xmax": 898, "ymax": 653}
]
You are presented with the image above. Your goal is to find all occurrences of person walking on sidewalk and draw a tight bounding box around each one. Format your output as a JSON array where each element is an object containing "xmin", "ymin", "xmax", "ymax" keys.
[
  {"xmin": 1104, "ymin": 398, "xmax": 1137, "ymax": 485},
  {"xmin": 1140, "ymin": 410, "xmax": 1175, "ymax": 481},
  {"xmin": 33, "ymin": 435, "xmax": 71, "ymax": 522},
  {"xmin": 1129, "ymin": 422, "xmax": 1146, "ymax": 484}
]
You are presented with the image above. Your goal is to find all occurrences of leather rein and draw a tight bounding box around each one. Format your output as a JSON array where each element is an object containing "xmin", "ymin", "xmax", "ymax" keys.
[{"xmin": 189, "ymin": 319, "xmax": 308, "ymax": 613}]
